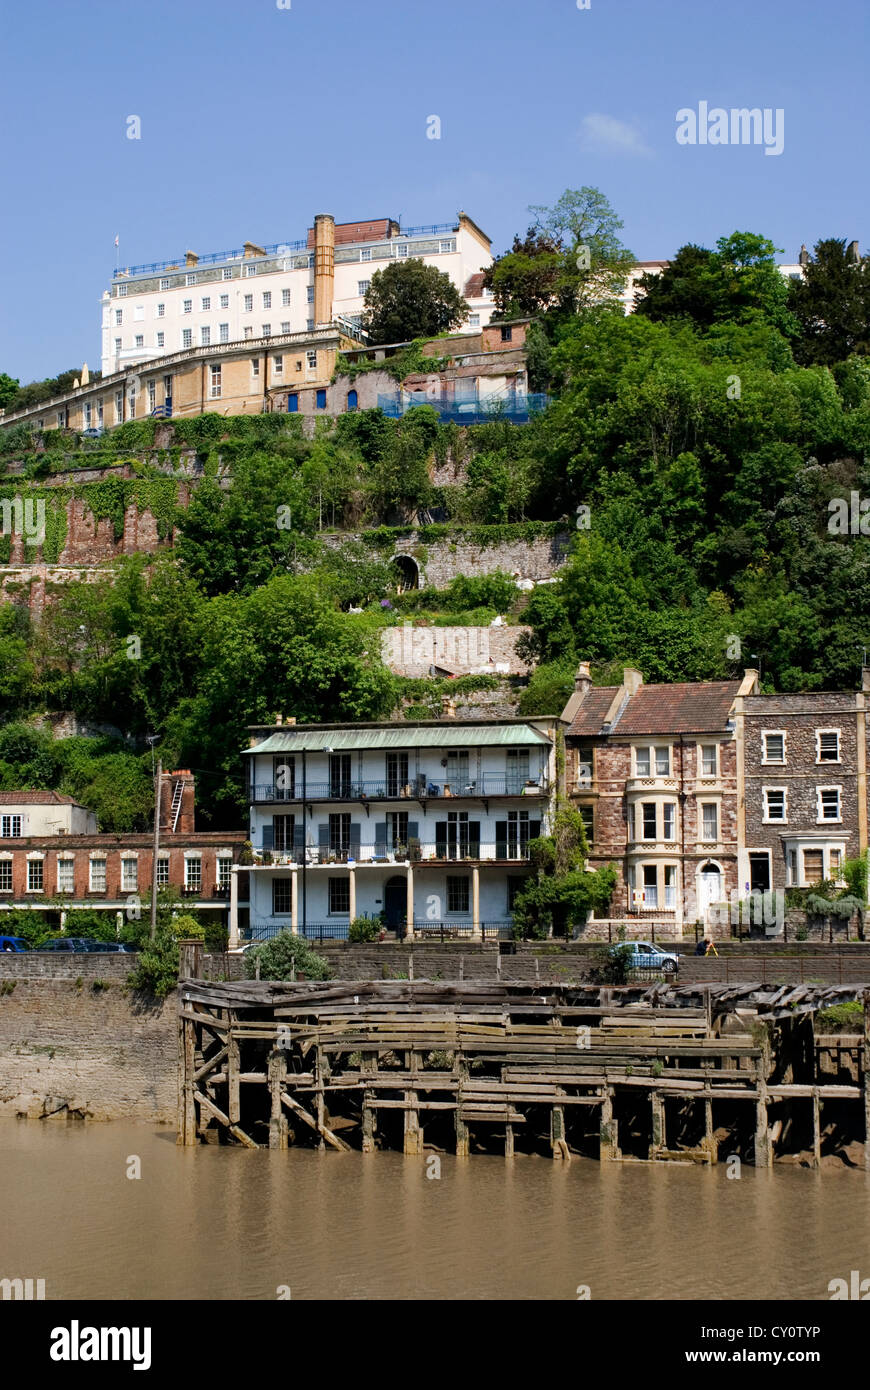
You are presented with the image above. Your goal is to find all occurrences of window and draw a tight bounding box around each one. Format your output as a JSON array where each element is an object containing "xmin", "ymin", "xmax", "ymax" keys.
[
  {"xmin": 655, "ymin": 747, "xmax": 670, "ymax": 775},
  {"xmin": 578, "ymin": 804, "xmax": 594, "ymax": 842},
  {"xmin": 386, "ymin": 811, "xmax": 409, "ymax": 852},
  {"xmin": 243, "ymin": 263, "xmax": 257, "ymax": 277},
  {"xmin": 244, "ymin": 294, "xmax": 253, "ymax": 312},
  {"xmin": 701, "ymin": 803, "xmax": 719, "ymax": 840},
  {"xmin": 640, "ymin": 803, "xmax": 657, "ymax": 839},
  {"xmin": 469, "ymin": 314, "xmax": 480, "ymax": 328},
  {"xmin": 134, "ymin": 304, "xmax": 144, "ymax": 321},
  {"xmin": 500, "ymin": 326, "xmax": 513, "ymax": 342},
  {"xmin": 57, "ymin": 411, "xmax": 65, "ymax": 429},
  {"xmin": 272, "ymin": 814, "xmax": 295, "ymax": 851},
  {"xmin": 307, "ymin": 319, "xmax": 314, "ymax": 332},
  {"xmin": 328, "ymin": 878, "xmax": 350, "ymax": 914},
  {"xmin": 163, "ymin": 374, "xmax": 172, "ymax": 399},
  {"xmin": 200, "ymin": 327, "xmax": 210, "ymax": 345},
  {"xmin": 115, "ymin": 391, "xmax": 124, "ymax": 422},
  {"xmin": 360, "ymin": 248, "xmax": 371, "ymax": 262},
  {"xmin": 308, "ymin": 254, "xmax": 315, "ymax": 269},
  {"xmin": 217, "ymin": 857, "xmax": 232, "ymax": 888},
  {"xmin": 273, "ymin": 355, "xmax": 283, "ymax": 373},
  {"xmin": 222, "ymin": 267, "xmax": 233, "ymax": 281},
  {"xmin": 27, "ymin": 860, "xmax": 43, "ymax": 892},
  {"xmin": 84, "ymin": 402, "xmax": 92, "ymax": 427},
  {"xmin": 262, "ymin": 324, "xmax": 271, "ymax": 338},
  {"xmin": 135, "ymin": 335, "xmax": 144, "ymax": 348},
  {"xmin": 183, "ymin": 299, "xmax": 192, "ymax": 314},
  {"xmin": 156, "ymin": 332, "xmax": 164, "ymax": 348},
  {"xmin": 114, "ymin": 338, "xmax": 122, "ymax": 353},
  {"xmin": 663, "ymin": 803, "xmax": 675, "ymax": 840},
  {"xmin": 803, "ymin": 849, "xmax": 824, "ymax": 885},
  {"xmin": 117, "ymin": 283, "xmax": 127, "ymax": 296},
  {"xmin": 817, "ymin": 730, "xmax": 841, "ymax": 763},
  {"xmin": 209, "ymin": 364, "xmax": 222, "ymax": 399},
  {"xmin": 121, "ymin": 858, "xmax": 138, "ymax": 892},
  {"xmin": 635, "ymin": 748, "xmax": 651, "ymax": 777},
  {"xmin": 397, "ymin": 243, "xmax": 409, "ymax": 258},
  {"xmin": 763, "ymin": 787, "xmax": 787, "ymax": 822},
  {"xmin": 817, "ymin": 786, "xmax": 841, "ymax": 822},
  {"xmin": 700, "ymin": 745, "xmax": 717, "ymax": 777},
  {"xmin": 220, "ymin": 294, "xmax": 229, "ymax": 309},
  {"xmin": 358, "ymin": 280, "xmax": 370, "ymax": 295},
  {"xmin": 447, "ymin": 875, "xmax": 470, "ymax": 913},
  {"xmin": 749, "ymin": 851, "xmax": 771, "ymax": 892},
  {"xmin": 186, "ymin": 272, "xmax": 197, "ymax": 286},
  {"xmin": 57, "ymin": 859, "xmax": 74, "ymax": 894},
  {"xmin": 251, "ymin": 358, "xmax": 260, "ymax": 377},
  {"xmin": 244, "ymin": 327, "xmax": 252, "ymax": 339},
  {"xmin": 201, "ymin": 297, "xmax": 210, "ymax": 311},
  {"xmin": 316, "ymin": 389, "xmax": 327, "ymax": 409},
  {"xmin": 328, "ymin": 812, "xmax": 352, "ymax": 855},
  {"xmin": 182, "ymin": 329, "xmax": 192, "ymax": 348},
  {"xmin": 281, "ymin": 321, "xmax": 291, "ymax": 333},
  {"xmin": 219, "ymin": 323, "xmax": 229, "ymax": 342},
  {"xmin": 89, "ymin": 858, "xmax": 107, "ymax": 892},
  {"xmin": 157, "ymin": 303, "xmax": 165, "ymax": 317},
  {"xmin": 273, "ymin": 878, "xmax": 292, "ymax": 914},
  {"xmin": 306, "ymin": 350, "xmax": 317, "ymax": 370},
  {"xmin": 762, "ymin": 731, "xmax": 785, "ymax": 763},
  {"xmin": 262, "ymin": 292, "xmax": 271, "ymax": 309},
  {"xmin": 160, "ymin": 278, "xmax": 170, "ymax": 291},
  {"xmin": 287, "ymin": 393, "xmax": 298, "ymax": 412},
  {"xmin": 1, "ymin": 815, "xmax": 22, "ymax": 838},
  {"xmin": 0, "ymin": 860, "xmax": 11, "ymax": 892},
  {"xmin": 347, "ymin": 389, "xmax": 358, "ymax": 411},
  {"xmin": 830, "ymin": 848, "xmax": 842, "ymax": 878},
  {"xmin": 440, "ymin": 239, "xmax": 454, "ymax": 253},
  {"xmin": 115, "ymin": 309, "xmax": 123, "ymax": 325},
  {"xmin": 664, "ymin": 865, "xmax": 677, "ymax": 908},
  {"xmin": 642, "ymin": 864, "xmax": 658, "ymax": 908},
  {"xmin": 156, "ymin": 857, "xmax": 169, "ymax": 887},
  {"xmin": 307, "ymin": 285, "xmax": 315, "ymax": 303},
  {"xmin": 185, "ymin": 857, "xmax": 202, "ymax": 891},
  {"xmin": 282, "ymin": 288, "xmax": 291, "ymax": 306},
  {"xmin": 147, "ymin": 381, "xmax": 156, "ymax": 411}
]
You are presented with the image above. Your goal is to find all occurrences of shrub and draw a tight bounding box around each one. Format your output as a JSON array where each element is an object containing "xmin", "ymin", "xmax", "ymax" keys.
[
  {"xmin": 243, "ymin": 932, "xmax": 331, "ymax": 982},
  {"xmin": 349, "ymin": 917, "xmax": 381, "ymax": 943}
]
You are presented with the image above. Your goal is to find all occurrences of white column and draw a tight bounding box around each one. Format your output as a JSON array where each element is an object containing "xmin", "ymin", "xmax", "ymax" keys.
[
  {"xmin": 229, "ymin": 866, "xmax": 240, "ymax": 950},
  {"xmin": 291, "ymin": 869, "xmax": 298, "ymax": 935},
  {"xmin": 472, "ymin": 867, "xmax": 481, "ymax": 940},
  {"xmin": 349, "ymin": 868, "xmax": 356, "ymax": 922},
  {"xmin": 405, "ymin": 867, "xmax": 415, "ymax": 940}
]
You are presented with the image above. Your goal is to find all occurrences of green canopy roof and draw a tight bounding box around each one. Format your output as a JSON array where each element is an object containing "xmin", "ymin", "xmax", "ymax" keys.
[{"xmin": 245, "ymin": 725, "xmax": 551, "ymax": 755}]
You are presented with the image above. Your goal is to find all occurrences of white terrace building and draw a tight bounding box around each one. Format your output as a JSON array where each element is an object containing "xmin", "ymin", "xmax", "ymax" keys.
[
  {"xmin": 103, "ymin": 211, "xmax": 496, "ymax": 377},
  {"xmin": 233, "ymin": 716, "xmax": 559, "ymax": 946}
]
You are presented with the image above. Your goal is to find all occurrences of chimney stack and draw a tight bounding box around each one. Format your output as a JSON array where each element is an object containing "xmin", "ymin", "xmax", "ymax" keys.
[
  {"xmin": 798, "ymin": 243, "xmax": 809, "ymax": 267},
  {"xmin": 313, "ymin": 214, "xmax": 335, "ymax": 327},
  {"xmin": 184, "ymin": 250, "xmax": 199, "ymax": 267},
  {"xmin": 159, "ymin": 769, "xmax": 196, "ymax": 835},
  {"xmin": 574, "ymin": 661, "xmax": 592, "ymax": 695},
  {"xmin": 848, "ymin": 240, "xmax": 860, "ymax": 263},
  {"xmin": 623, "ymin": 667, "xmax": 644, "ymax": 697}
]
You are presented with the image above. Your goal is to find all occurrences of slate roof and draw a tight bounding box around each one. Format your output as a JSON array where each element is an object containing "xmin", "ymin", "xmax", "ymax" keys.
[
  {"xmin": 567, "ymin": 682, "xmax": 741, "ymax": 737},
  {"xmin": 464, "ymin": 272, "xmax": 486, "ymax": 297}
]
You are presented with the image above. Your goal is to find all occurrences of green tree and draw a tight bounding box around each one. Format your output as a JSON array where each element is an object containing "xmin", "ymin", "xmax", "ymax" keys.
[
  {"xmin": 788, "ymin": 238, "xmax": 870, "ymax": 365},
  {"xmin": 361, "ymin": 260, "xmax": 468, "ymax": 344},
  {"xmin": 0, "ymin": 373, "xmax": 20, "ymax": 410}
]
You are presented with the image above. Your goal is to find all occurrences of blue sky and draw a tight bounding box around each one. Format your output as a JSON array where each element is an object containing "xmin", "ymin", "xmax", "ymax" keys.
[{"xmin": 1, "ymin": 0, "xmax": 867, "ymax": 382}]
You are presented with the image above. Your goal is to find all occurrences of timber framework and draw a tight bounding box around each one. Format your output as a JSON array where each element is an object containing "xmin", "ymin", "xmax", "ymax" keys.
[{"xmin": 177, "ymin": 946, "xmax": 870, "ymax": 1166}]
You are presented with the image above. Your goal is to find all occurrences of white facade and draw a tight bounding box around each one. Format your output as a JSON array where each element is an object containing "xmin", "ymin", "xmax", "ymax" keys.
[
  {"xmin": 103, "ymin": 214, "xmax": 495, "ymax": 377},
  {"xmin": 237, "ymin": 720, "xmax": 558, "ymax": 943},
  {"xmin": 0, "ymin": 796, "xmax": 97, "ymax": 838}
]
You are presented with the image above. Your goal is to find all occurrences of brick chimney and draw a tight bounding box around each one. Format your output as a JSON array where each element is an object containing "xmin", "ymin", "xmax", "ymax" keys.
[
  {"xmin": 184, "ymin": 250, "xmax": 199, "ymax": 267},
  {"xmin": 847, "ymin": 240, "xmax": 860, "ymax": 263},
  {"xmin": 574, "ymin": 661, "xmax": 592, "ymax": 695},
  {"xmin": 623, "ymin": 667, "xmax": 644, "ymax": 697},
  {"xmin": 798, "ymin": 243, "xmax": 809, "ymax": 268},
  {"xmin": 160, "ymin": 769, "xmax": 196, "ymax": 834},
  {"xmin": 313, "ymin": 214, "xmax": 335, "ymax": 327}
]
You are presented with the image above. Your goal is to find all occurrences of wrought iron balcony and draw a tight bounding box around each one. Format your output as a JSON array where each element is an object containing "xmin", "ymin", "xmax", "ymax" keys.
[{"xmin": 250, "ymin": 775, "xmax": 549, "ymax": 804}]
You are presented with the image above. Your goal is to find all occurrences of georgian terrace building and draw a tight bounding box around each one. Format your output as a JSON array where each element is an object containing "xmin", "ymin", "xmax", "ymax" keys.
[
  {"xmin": 0, "ymin": 775, "xmax": 247, "ymax": 927},
  {"xmin": 235, "ymin": 714, "xmax": 559, "ymax": 946},
  {"xmin": 562, "ymin": 665, "xmax": 759, "ymax": 929}
]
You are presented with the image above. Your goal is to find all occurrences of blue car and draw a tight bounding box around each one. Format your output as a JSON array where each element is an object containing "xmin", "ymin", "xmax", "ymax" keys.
[
  {"xmin": 613, "ymin": 941, "xmax": 679, "ymax": 974},
  {"xmin": 0, "ymin": 936, "xmax": 30, "ymax": 952}
]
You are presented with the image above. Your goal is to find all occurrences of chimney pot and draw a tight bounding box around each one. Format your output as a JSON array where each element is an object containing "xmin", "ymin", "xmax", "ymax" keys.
[{"xmin": 848, "ymin": 240, "xmax": 860, "ymax": 263}]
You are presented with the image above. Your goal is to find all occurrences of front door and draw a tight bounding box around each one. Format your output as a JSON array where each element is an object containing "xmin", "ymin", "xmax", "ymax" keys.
[
  {"xmin": 698, "ymin": 863, "xmax": 722, "ymax": 921},
  {"xmin": 383, "ymin": 875, "xmax": 407, "ymax": 930}
]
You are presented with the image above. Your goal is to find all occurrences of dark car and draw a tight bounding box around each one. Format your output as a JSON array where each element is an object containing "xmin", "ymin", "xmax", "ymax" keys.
[
  {"xmin": 86, "ymin": 941, "xmax": 137, "ymax": 953},
  {"xmin": 39, "ymin": 937, "xmax": 97, "ymax": 953},
  {"xmin": 0, "ymin": 936, "xmax": 30, "ymax": 952}
]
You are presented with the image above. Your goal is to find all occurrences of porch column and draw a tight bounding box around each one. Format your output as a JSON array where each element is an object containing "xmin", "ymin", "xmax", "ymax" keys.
[
  {"xmin": 291, "ymin": 869, "xmax": 298, "ymax": 935},
  {"xmin": 471, "ymin": 866, "xmax": 481, "ymax": 940},
  {"xmin": 228, "ymin": 866, "xmax": 240, "ymax": 950},
  {"xmin": 405, "ymin": 866, "xmax": 415, "ymax": 941},
  {"xmin": 349, "ymin": 868, "xmax": 356, "ymax": 922}
]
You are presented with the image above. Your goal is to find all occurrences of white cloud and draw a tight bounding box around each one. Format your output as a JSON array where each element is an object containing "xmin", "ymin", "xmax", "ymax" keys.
[{"xmin": 578, "ymin": 114, "xmax": 652, "ymax": 157}]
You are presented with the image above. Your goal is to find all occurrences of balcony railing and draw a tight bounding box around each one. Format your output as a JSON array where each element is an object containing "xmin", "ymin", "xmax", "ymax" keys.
[
  {"xmin": 252, "ymin": 840, "xmax": 537, "ymax": 866},
  {"xmin": 243, "ymin": 918, "xmax": 513, "ymax": 943},
  {"xmin": 251, "ymin": 776, "xmax": 548, "ymax": 803}
]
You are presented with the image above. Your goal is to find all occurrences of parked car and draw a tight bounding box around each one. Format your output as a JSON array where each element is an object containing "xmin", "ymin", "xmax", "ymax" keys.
[
  {"xmin": 0, "ymin": 936, "xmax": 30, "ymax": 952},
  {"xmin": 39, "ymin": 937, "xmax": 99, "ymax": 953},
  {"xmin": 613, "ymin": 941, "xmax": 679, "ymax": 975},
  {"xmin": 86, "ymin": 941, "xmax": 137, "ymax": 953}
]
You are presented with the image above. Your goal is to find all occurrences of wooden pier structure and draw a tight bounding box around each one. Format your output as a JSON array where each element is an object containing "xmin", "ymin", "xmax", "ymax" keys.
[{"xmin": 177, "ymin": 947, "xmax": 870, "ymax": 1166}]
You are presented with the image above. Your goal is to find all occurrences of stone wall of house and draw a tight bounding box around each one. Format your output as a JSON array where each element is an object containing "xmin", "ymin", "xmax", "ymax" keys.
[
  {"xmin": 381, "ymin": 624, "xmax": 532, "ymax": 677},
  {"xmin": 323, "ymin": 530, "xmax": 570, "ymax": 588}
]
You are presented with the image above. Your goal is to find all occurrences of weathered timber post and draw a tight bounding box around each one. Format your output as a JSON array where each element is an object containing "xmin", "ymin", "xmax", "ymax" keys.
[
  {"xmin": 600, "ymin": 1088, "xmax": 618, "ymax": 1162},
  {"xmin": 551, "ymin": 1104, "xmax": 569, "ymax": 1161},
  {"xmin": 227, "ymin": 1017, "xmax": 241, "ymax": 1124},
  {"xmin": 754, "ymin": 1029, "xmax": 773, "ymax": 1168},
  {"xmin": 863, "ymin": 988, "xmax": 870, "ymax": 1172},
  {"xmin": 176, "ymin": 940, "xmax": 203, "ymax": 1147},
  {"xmin": 268, "ymin": 1047, "xmax": 288, "ymax": 1150},
  {"xmin": 361, "ymin": 1052, "xmax": 377, "ymax": 1153},
  {"xmin": 504, "ymin": 1122, "xmax": 514, "ymax": 1158},
  {"xmin": 404, "ymin": 1049, "xmax": 423, "ymax": 1155},
  {"xmin": 704, "ymin": 1097, "xmax": 716, "ymax": 1161},
  {"xmin": 650, "ymin": 1092, "xmax": 665, "ymax": 1159},
  {"xmin": 456, "ymin": 1057, "xmax": 470, "ymax": 1157},
  {"xmin": 812, "ymin": 1088, "xmax": 821, "ymax": 1170}
]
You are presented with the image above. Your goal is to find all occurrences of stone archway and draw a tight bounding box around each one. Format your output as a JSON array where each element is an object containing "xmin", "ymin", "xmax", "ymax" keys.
[{"xmin": 392, "ymin": 554, "xmax": 420, "ymax": 592}]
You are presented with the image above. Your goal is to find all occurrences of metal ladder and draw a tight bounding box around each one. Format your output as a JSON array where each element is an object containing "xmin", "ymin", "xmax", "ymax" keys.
[{"xmin": 170, "ymin": 780, "xmax": 184, "ymax": 832}]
